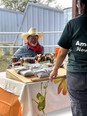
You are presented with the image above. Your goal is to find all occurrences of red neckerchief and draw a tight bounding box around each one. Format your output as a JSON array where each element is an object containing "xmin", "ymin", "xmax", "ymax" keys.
[{"xmin": 26, "ymin": 42, "xmax": 43, "ymax": 52}]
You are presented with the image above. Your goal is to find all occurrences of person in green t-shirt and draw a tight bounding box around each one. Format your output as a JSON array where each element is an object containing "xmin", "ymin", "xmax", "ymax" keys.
[{"xmin": 49, "ymin": 0, "xmax": 87, "ymax": 116}]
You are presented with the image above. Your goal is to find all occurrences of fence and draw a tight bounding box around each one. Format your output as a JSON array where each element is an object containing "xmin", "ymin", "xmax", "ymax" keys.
[{"xmin": 0, "ymin": 31, "xmax": 63, "ymax": 56}]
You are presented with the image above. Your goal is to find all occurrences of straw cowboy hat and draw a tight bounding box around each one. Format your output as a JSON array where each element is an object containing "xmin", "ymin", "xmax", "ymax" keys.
[{"xmin": 21, "ymin": 27, "xmax": 44, "ymax": 41}]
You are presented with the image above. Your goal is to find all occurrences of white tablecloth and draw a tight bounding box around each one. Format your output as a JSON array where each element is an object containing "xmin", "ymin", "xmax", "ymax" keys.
[{"xmin": 0, "ymin": 72, "xmax": 72, "ymax": 116}]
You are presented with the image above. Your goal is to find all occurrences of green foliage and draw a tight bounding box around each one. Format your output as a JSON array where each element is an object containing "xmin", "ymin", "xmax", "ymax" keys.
[
  {"xmin": 1, "ymin": 0, "xmax": 62, "ymax": 12},
  {"xmin": 0, "ymin": 55, "xmax": 11, "ymax": 72},
  {"xmin": 1, "ymin": 0, "xmax": 29, "ymax": 12}
]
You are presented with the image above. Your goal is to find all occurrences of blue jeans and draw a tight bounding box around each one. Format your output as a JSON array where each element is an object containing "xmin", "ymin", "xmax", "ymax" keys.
[{"xmin": 66, "ymin": 71, "xmax": 87, "ymax": 116}]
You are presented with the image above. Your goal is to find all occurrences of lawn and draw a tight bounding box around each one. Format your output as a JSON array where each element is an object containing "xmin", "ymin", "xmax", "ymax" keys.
[{"xmin": 0, "ymin": 55, "xmax": 12, "ymax": 72}]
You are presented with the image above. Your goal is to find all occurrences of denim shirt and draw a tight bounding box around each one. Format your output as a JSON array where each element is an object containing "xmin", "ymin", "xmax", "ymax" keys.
[{"xmin": 13, "ymin": 44, "xmax": 44, "ymax": 61}]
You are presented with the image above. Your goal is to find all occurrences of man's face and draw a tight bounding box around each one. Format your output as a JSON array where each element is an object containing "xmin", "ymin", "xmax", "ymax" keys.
[{"xmin": 27, "ymin": 35, "xmax": 39, "ymax": 46}]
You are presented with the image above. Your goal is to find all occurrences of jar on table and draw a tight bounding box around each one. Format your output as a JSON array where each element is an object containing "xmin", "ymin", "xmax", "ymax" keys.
[
  {"xmin": 20, "ymin": 58, "xmax": 24, "ymax": 65},
  {"xmin": 11, "ymin": 56, "xmax": 17, "ymax": 63},
  {"xmin": 24, "ymin": 57, "xmax": 35, "ymax": 63},
  {"xmin": 29, "ymin": 57, "xmax": 35, "ymax": 63}
]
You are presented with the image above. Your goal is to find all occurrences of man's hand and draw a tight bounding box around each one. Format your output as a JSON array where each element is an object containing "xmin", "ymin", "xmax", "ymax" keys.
[{"xmin": 49, "ymin": 69, "xmax": 58, "ymax": 82}]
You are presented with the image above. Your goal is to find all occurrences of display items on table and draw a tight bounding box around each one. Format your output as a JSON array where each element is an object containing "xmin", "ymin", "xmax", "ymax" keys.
[
  {"xmin": 23, "ymin": 57, "xmax": 35, "ymax": 64},
  {"xmin": 20, "ymin": 58, "xmax": 24, "ymax": 66},
  {"xmin": 11, "ymin": 53, "xmax": 55, "ymax": 67},
  {"xmin": 5, "ymin": 52, "xmax": 69, "ymax": 116},
  {"xmin": 6, "ymin": 52, "xmax": 67, "ymax": 82},
  {"xmin": 14, "ymin": 62, "xmax": 53, "ymax": 78},
  {"xmin": 11, "ymin": 56, "xmax": 18, "ymax": 63},
  {"xmin": 35, "ymin": 53, "xmax": 54, "ymax": 63},
  {"xmin": 10, "ymin": 53, "xmax": 55, "ymax": 78}
]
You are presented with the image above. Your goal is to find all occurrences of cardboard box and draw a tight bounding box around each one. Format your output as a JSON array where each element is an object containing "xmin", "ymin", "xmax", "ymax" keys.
[{"xmin": 0, "ymin": 88, "xmax": 21, "ymax": 116}]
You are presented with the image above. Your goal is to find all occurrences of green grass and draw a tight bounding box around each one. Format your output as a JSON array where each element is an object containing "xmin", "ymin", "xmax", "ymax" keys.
[{"xmin": 0, "ymin": 55, "xmax": 12, "ymax": 72}]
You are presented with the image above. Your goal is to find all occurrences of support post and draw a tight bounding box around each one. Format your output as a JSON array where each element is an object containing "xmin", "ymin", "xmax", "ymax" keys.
[{"xmin": 72, "ymin": 0, "xmax": 78, "ymax": 18}]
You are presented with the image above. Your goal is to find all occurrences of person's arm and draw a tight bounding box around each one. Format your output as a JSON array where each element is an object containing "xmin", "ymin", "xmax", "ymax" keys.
[
  {"xmin": 8, "ymin": 47, "xmax": 24, "ymax": 67},
  {"xmin": 49, "ymin": 47, "xmax": 69, "ymax": 81},
  {"xmin": 14, "ymin": 45, "xmax": 29, "ymax": 60},
  {"xmin": 42, "ymin": 46, "xmax": 44, "ymax": 54}
]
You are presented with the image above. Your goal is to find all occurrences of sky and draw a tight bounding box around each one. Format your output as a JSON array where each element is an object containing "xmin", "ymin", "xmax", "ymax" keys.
[
  {"xmin": 49, "ymin": 0, "xmax": 72, "ymax": 9},
  {"xmin": 57, "ymin": 0, "xmax": 72, "ymax": 8}
]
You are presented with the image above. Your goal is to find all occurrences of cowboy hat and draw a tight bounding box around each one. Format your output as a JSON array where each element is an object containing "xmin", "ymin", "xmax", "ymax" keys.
[{"xmin": 21, "ymin": 27, "xmax": 44, "ymax": 40}]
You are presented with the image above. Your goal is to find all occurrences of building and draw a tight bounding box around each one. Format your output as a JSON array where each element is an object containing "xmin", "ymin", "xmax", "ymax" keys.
[
  {"xmin": 63, "ymin": 7, "xmax": 72, "ymax": 27},
  {"xmin": 0, "ymin": 2, "xmax": 64, "ymax": 54}
]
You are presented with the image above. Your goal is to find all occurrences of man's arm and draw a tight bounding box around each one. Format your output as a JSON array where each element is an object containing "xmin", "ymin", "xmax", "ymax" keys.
[{"xmin": 49, "ymin": 47, "xmax": 69, "ymax": 81}]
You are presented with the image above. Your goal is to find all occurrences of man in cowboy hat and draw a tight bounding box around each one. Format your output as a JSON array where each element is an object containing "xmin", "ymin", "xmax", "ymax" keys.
[{"xmin": 13, "ymin": 27, "xmax": 44, "ymax": 61}]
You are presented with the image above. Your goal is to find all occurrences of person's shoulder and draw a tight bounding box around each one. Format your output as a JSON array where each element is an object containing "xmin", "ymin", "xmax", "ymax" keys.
[
  {"xmin": 66, "ymin": 15, "xmax": 81, "ymax": 26},
  {"xmin": 67, "ymin": 17, "xmax": 78, "ymax": 24},
  {"xmin": 40, "ymin": 45, "xmax": 44, "ymax": 49},
  {"xmin": 23, "ymin": 44, "xmax": 29, "ymax": 47},
  {"xmin": 69, "ymin": 14, "xmax": 85, "ymax": 23},
  {"xmin": 41, "ymin": 45, "xmax": 44, "ymax": 47},
  {"xmin": 20, "ymin": 44, "xmax": 30, "ymax": 49}
]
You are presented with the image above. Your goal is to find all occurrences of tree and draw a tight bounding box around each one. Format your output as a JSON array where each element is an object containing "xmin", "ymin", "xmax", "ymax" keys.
[
  {"xmin": 1, "ymin": 0, "xmax": 28, "ymax": 12},
  {"xmin": 0, "ymin": 0, "xmax": 63, "ymax": 12}
]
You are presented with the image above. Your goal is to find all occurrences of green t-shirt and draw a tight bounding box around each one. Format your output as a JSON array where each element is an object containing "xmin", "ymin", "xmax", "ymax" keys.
[{"xmin": 58, "ymin": 13, "xmax": 87, "ymax": 72}]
